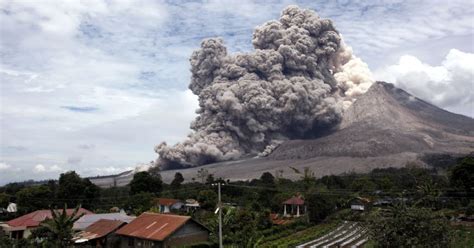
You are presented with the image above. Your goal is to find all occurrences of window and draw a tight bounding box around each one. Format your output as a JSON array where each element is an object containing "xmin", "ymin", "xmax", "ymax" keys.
[{"xmin": 128, "ymin": 237, "xmax": 134, "ymax": 246}]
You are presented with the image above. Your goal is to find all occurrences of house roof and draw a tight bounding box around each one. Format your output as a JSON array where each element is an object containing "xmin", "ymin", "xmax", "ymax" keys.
[
  {"xmin": 73, "ymin": 212, "xmax": 135, "ymax": 230},
  {"xmin": 115, "ymin": 213, "xmax": 191, "ymax": 241},
  {"xmin": 154, "ymin": 198, "xmax": 182, "ymax": 206},
  {"xmin": 7, "ymin": 208, "xmax": 93, "ymax": 228},
  {"xmin": 283, "ymin": 196, "xmax": 305, "ymax": 205},
  {"xmin": 269, "ymin": 213, "xmax": 294, "ymax": 225},
  {"xmin": 73, "ymin": 219, "xmax": 125, "ymax": 243}
]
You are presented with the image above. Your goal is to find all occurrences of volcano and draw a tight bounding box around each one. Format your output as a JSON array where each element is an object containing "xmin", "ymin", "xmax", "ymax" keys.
[
  {"xmin": 155, "ymin": 82, "xmax": 474, "ymax": 183},
  {"xmin": 91, "ymin": 82, "xmax": 473, "ymax": 186}
]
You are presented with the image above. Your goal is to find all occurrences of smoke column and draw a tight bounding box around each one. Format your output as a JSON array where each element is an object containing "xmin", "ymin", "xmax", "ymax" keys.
[{"xmin": 155, "ymin": 5, "xmax": 374, "ymax": 169}]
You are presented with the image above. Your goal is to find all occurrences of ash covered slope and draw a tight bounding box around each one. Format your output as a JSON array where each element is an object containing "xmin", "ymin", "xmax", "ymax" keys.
[{"xmin": 270, "ymin": 81, "xmax": 474, "ymax": 160}]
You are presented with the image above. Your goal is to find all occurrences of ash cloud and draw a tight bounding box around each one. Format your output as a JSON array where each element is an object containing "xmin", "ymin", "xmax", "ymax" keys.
[{"xmin": 155, "ymin": 5, "xmax": 374, "ymax": 169}]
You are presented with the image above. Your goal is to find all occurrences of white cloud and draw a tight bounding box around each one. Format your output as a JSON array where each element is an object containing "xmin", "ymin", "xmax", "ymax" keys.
[
  {"xmin": 375, "ymin": 49, "xmax": 474, "ymax": 117},
  {"xmin": 34, "ymin": 164, "xmax": 46, "ymax": 173},
  {"xmin": 0, "ymin": 162, "xmax": 12, "ymax": 171},
  {"xmin": 34, "ymin": 164, "xmax": 64, "ymax": 173}
]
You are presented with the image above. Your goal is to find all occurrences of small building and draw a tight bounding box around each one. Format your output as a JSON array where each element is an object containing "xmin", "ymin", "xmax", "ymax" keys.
[
  {"xmin": 154, "ymin": 198, "xmax": 184, "ymax": 213},
  {"xmin": 7, "ymin": 203, "xmax": 17, "ymax": 213},
  {"xmin": 73, "ymin": 212, "xmax": 135, "ymax": 231},
  {"xmin": 3, "ymin": 208, "xmax": 93, "ymax": 239},
  {"xmin": 350, "ymin": 197, "xmax": 371, "ymax": 211},
  {"xmin": 283, "ymin": 195, "xmax": 306, "ymax": 217},
  {"xmin": 116, "ymin": 212, "xmax": 210, "ymax": 247},
  {"xmin": 184, "ymin": 199, "xmax": 200, "ymax": 212},
  {"xmin": 72, "ymin": 219, "xmax": 126, "ymax": 247}
]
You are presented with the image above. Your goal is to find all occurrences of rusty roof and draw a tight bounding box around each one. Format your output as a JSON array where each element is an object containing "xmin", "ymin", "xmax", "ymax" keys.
[
  {"xmin": 7, "ymin": 208, "xmax": 93, "ymax": 228},
  {"xmin": 283, "ymin": 196, "xmax": 305, "ymax": 205},
  {"xmin": 115, "ymin": 212, "xmax": 191, "ymax": 241},
  {"xmin": 73, "ymin": 219, "xmax": 125, "ymax": 242},
  {"xmin": 154, "ymin": 198, "xmax": 182, "ymax": 206}
]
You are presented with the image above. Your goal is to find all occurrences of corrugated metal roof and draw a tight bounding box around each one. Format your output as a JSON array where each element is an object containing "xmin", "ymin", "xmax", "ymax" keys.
[
  {"xmin": 116, "ymin": 212, "xmax": 191, "ymax": 241},
  {"xmin": 73, "ymin": 213, "xmax": 135, "ymax": 230},
  {"xmin": 283, "ymin": 196, "xmax": 305, "ymax": 205},
  {"xmin": 7, "ymin": 208, "xmax": 93, "ymax": 228},
  {"xmin": 73, "ymin": 219, "xmax": 125, "ymax": 243}
]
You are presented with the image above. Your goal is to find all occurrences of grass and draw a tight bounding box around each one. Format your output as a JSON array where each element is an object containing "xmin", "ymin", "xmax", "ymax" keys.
[
  {"xmin": 451, "ymin": 226, "xmax": 474, "ymax": 248},
  {"xmin": 259, "ymin": 222, "xmax": 338, "ymax": 248}
]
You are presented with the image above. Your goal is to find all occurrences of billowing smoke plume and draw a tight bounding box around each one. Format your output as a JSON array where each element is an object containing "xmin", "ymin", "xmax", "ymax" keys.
[{"xmin": 155, "ymin": 5, "xmax": 374, "ymax": 169}]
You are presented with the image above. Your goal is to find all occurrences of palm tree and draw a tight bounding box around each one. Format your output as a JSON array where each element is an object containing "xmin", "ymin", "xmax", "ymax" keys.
[{"xmin": 41, "ymin": 204, "xmax": 85, "ymax": 247}]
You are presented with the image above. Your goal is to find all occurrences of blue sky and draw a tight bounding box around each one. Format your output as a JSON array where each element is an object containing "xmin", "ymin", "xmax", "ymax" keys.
[{"xmin": 0, "ymin": 0, "xmax": 473, "ymax": 184}]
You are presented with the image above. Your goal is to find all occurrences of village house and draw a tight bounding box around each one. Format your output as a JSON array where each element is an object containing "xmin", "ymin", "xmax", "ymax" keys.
[
  {"xmin": 184, "ymin": 199, "xmax": 200, "ymax": 213},
  {"xmin": 72, "ymin": 219, "xmax": 126, "ymax": 247},
  {"xmin": 154, "ymin": 198, "xmax": 184, "ymax": 213},
  {"xmin": 350, "ymin": 197, "xmax": 371, "ymax": 211},
  {"xmin": 115, "ymin": 212, "xmax": 210, "ymax": 247},
  {"xmin": 73, "ymin": 212, "xmax": 135, "ymax": 231},
  {"xmin": 2, "ymin": 208, "xmax": 93, "ymax": 239},
  {"xmin": 283, "ymin": 195, "xmax": 306, "ymax": 217}
]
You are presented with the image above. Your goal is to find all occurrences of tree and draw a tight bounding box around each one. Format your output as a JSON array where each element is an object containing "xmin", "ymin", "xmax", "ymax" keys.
[
  {"xmin": 197, "ymin": 168, "xmax": 209, "ymax": 184},
  {"xmin": 367, "ymin": 203, "xmax": 452, "ymax": 247},
  {"xmin": 306, "ymin": 191, "xmax": 336, "ymax": 223},
  {"xmin": 129, "ymin": 171, "xmax": 162, "ymax": 195},
  {"xmin": 57, "ymin": 171, "xmax": 101, "ymax": 209},
  {"xmin": 16, "ymin": 185, "xmax": 53, "ymax": 212},
  {"xmin": 58, "ymin": 171, "xmax": 86, "ymax": 201},
  {"xmin": 123, "ymin": 192, "xmax": 154, "ymax": 216},
  {"xmin": 0, "ymin": 192, "xmax": 10, "ymax": 208},
  {"xmin": 260, "ymin": 172, "xmax": 275, "ymax": 185},
  {"xmin": 449, "ymin": 156, "xmax": 474, "ymax": 192},
  {"xmin": 197, "ymin": 189, "xmax": 217, "ymax": 210},
  {"xmin": 41, "ymin": 204, "xmax": 85, "ymax": 247},
  {"xmin": 170, "ymin": 172, "xmax": 184, "ymax": 188}
]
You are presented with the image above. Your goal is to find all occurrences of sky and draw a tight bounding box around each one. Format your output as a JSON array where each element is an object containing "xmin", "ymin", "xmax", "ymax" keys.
[{"xmin": 0, "ymin": 0, "xmax": 473, "ymax": 185}]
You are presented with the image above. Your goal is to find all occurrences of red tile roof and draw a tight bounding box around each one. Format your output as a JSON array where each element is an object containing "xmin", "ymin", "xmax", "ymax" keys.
[
  {"xmin": 115, "ymin": 213, "xmax": 191, "ymax": 241},
  {"xmin": 7, "ymin": 208, "xmax": 93, "ymax": 228},
  {"xmin": 154, "ymin": 198, "xmax": 181, "ymax": 206},
  {"xmin": 283, "ymin": 196, "xmax": 305, "ymax": 205},
  {"xmin": 269, "ymin": 213, "xmax": 294, "ymax": 225},
  {"xmin": 73, "ymin": 219, "xmax": 125, "ymax": 242}
]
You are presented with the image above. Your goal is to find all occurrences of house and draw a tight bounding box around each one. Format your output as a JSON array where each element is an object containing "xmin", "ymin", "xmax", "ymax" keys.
[
  {"xmin": 283, "ymin": 195, "xmax": 306, "ymax": 217},
  {"xmin": 116, "ymin": 212, "xmax": 210, "ymax": 247},
  {"xmin": 2, "ymin": 208, "xmax": 93, "ymax": 239},
  {"xmin": 184, "ymin": 199, "xmax": 200, "ymax": 212},
  {"xmin": 73, "ymin": 212, "xmax": 135, "ymax": 231},
  {"xmin": 350, "ymin": 197, "xmax": 371, "ymax": 211},
  {"xmin": 7, "ymin": 203, "xmax": 17, "ymax": 213},
  {"xmin": 154, "ymin": 198, "xmax": 184, "ymax": 213},
  {"xmin": 72, "ymin": 219, "xmax": 126, "ymax": 247}
]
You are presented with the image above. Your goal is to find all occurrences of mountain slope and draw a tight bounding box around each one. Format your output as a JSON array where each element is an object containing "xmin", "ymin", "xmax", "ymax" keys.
[
  {"xmin": 269, "ymin": 82, "xmax": 474, "ymax": 159},
  {"xmin": 91, "ymin": 82, "xmax": 474, "ymax": 186}
]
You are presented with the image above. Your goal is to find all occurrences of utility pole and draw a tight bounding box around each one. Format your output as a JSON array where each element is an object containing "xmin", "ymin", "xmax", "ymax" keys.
[{"xmin": 218, "ymin": 182, "xmax": 223, "ymax": 248}]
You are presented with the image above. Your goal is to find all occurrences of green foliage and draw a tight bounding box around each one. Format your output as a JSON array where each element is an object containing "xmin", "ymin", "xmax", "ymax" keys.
[
  {"xmin": 57, "ymin": 171, "xmax": 101, "ymax": 209},
  {"xmin": 260, "ymin": 172, "xmax": 275, "ymax": 185},
  {"xmin": 129, "ymin": 171, "xmax": 162, "ymax": 195},
  {"xmin": 449, "ymin": 156, "xmax": 474, "ymax": 192},
  {"xmin": 16, "ymin": 185, "xmax": 53, "ymax": 213},
  {"xmin": 306, "ymin": 191, "xmax": 337, "ymax": 223},
  {"xmin": 0, "ymin": 192, "xmax": 10, "ymax": 208},
  {"xmin": 367, "ymin": 203, "xmax": 452, "ymax": 248},
  {"xmin": 259, "ymin": 222, "xmax": 336, "ymax": 247},
  {"xmin": 40, "ymin": 204, "xmax": 85, "ymax": 247},
  {"xmin": 197, "ymin": 189, "xmax": 217, "ymax": 210},
  {"xmin": 450, "ymin": 226, "xmax": 474, "ymax": 248},
  {"xmin": 123, "ymin": 192, "xmax": 154, "ymax": 215}
]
